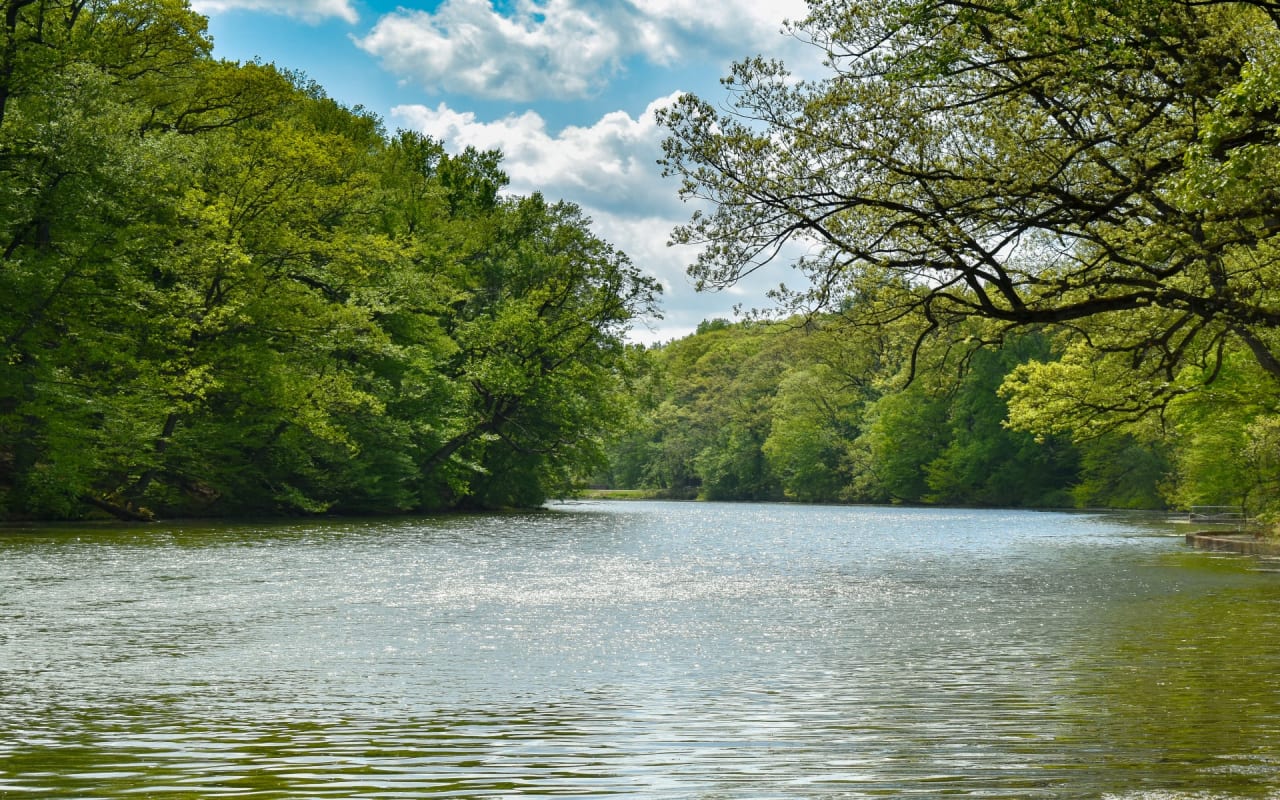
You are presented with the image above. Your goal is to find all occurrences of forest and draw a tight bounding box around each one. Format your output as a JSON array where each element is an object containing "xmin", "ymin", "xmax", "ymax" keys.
[
  {"xmin": 632, "ymin": 0, "xmax": 1280, "ymax": 522},
  {"xmin": 0, "ymin": 0, "xmax": 658, "ymax": 519},
  {"xmin": 5, "ymin": 0, "xmax": 1280, "ymax": 521},
  {"xmin": 600, "ymin": 311, "xmax": 1276, "ymax": 513}
]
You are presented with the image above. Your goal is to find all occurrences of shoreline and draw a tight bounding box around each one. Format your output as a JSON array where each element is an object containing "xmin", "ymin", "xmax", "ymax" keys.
[{"xmin": 1186, "ymin": 531, "xmax": 1280, "ymax": 557}]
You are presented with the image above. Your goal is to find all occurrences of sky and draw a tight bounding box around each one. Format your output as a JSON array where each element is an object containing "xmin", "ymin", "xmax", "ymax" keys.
[{"xmin": 194, "ymin": 0, "xmax": 818, "ymax": 344}]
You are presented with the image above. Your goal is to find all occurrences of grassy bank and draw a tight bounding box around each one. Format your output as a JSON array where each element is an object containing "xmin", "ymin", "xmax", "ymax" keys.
[{"xmin": 574, "ymin": 488, "xmax": 662, "ymax": 500}]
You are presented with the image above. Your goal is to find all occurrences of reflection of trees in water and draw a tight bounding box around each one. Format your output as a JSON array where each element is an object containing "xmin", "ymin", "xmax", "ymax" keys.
[
  {"xmin": 1064, "ymin": 555, "xmax": 1280, "ymax": 795},
  {"xmin": 0, "ymin": 703, "xmax": 619, "ymax": 797}
]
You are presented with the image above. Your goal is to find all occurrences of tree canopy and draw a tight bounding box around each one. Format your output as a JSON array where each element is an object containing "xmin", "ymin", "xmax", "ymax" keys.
[
  {"xmin": 659, "ymin": 0, "xmax": 1280, "ymax": 413},
  {"xmin": 0, "ymin": 0, "xmax": 659, "ymax": 519},
  {"xmin": 601, "ymin": 313, "xmax": 1091, "ymax": 509}
]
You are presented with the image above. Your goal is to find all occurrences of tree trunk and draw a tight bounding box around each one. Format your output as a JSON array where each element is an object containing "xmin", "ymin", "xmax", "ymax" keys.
[
  {"xmin": 81, "ymin": 493, "xmax": 155, "ymax": 522},
  {"xmin": 124, "ymin": 412, "xmax": 179, "ymax": 501}
]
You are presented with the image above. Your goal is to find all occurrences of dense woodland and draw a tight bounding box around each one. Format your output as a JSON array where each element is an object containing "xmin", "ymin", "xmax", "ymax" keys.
[
  {"xmin": 0, "ymin": 0, "xmax": 658, "ymax": 519},
  {"xmin": 600, "ymin": 314, "xmax": 1219, "ymax": 511},
  {"xmin": 638, "ymin": 0, "xmax": 1280, "ymax": 521},
  {"xmin": 6, "ymin": 0, "xmax": 1280, "ymax": 521}
]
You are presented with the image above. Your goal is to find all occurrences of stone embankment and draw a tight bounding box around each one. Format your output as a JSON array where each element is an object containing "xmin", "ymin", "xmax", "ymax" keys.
[{"xmin": 1186, "ymin": 532, "xmax": 1280, "ymax": 556}]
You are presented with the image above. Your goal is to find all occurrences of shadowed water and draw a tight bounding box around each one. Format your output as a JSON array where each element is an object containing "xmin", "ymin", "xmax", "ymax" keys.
[{"xmin": 1, "ymin": 502, "xmax": 1278, "ymax": 798}]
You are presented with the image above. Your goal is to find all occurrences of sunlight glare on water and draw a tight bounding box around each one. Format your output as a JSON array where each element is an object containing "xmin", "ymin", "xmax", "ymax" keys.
[{"xmin": 2, "ymin": 501, "xmax": 1279, "ymax": 798}]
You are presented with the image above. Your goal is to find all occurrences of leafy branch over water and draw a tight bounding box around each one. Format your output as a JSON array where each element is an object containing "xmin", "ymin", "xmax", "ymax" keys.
[{"xmin": 643, "ymin": 0, "xmax": 1280, "ymax": 520}]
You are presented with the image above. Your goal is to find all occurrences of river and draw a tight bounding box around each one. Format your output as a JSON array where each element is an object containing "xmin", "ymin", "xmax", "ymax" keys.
[{"xmin": 1, "ymin": 501, "xmax": 1278, "ymax": 798}]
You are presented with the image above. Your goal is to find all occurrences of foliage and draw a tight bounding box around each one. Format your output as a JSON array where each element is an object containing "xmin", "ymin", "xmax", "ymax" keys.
[
  {"xmin": 605, "ymin": 322, "xmax": 789, "ymax": 500},
  {"xmin": 924, "ymin": 341, "xmax": 1078, "ymax": 508},
  {"xmin": 606, "ymin": 314, "xmax": 1129, "ymax": 509},
  {"xmin": 0, "ymin": 0, "xmax": 658, "ymax": 519},
  {"xmin": 648, "ymin": 0, "xmax": 1280, "ymax": 516},
  {"xmin": 659, "ymin": 0, "xmax": 1280, "ymax": 413},
  {"xmin": 1004, "ymin": 335, "xmax": 1280, "ymax": 516}
]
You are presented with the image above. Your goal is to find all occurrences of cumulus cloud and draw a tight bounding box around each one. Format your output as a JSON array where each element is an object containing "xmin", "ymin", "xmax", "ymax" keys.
[
  {"xmin": 192, "ymin": 0, "xmax": 358, "ymax": 24},
  {"xmin": 356, "ymin": 0, "xmax": 808, "ymax": 102},
  {"xmin": 626, "ymin": 0, "xmax": 807, "ymax": 58},
  {"xmin": 391, "ymin": 92, "xmax": 683, "ymax": 217},
  {"xmin": 390, "ymin": 93, "xmax": 791, "ymax": 343},
  {"xmin": 355, "ymin": 0, "xmax": 626, "ymax": 101}
]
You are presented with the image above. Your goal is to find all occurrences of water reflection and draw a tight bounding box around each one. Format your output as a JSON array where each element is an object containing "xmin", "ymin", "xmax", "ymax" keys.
[
  {"xmin": 1, "ymin": 503, "xmax": 1277, "ymax": 797},
  {"xmin": 2, "ymin": 707, "xmax": 625, "ymax": 797},
  {"xmin": 1068, "ymin": 558, "xmax": 1280, "ymax": 797}
]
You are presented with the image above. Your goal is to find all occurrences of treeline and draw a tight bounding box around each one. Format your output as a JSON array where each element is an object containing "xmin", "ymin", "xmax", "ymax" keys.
[
  {"xmin": 651, "ymin": 0, "xmax": 1280, "ymax": 519},
  {"xmin": 0, "ymin": 0, "xmax": 658, "ymax": 519},
  {"xmin": 602, "ymin": 308, "xmax": 1280, "ymax": 516}
]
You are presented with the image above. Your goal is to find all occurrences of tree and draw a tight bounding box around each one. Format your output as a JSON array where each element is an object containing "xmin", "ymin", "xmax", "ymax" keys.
[
  {"xmin": 0, "ymin": 0, "xmax": 233, "ymax": 517},
  {"xmin": 763, "ymin": 366, "xmax": 855, "ymax": 502},
  {"xmin": 922, "ymin": 335, "xmax": 1078, "ymax": 507},
  {"xmin": 0, "ymin": 0, "xmax": 660, "ymax": 519},
  {"xmin": 603, "ymin": 321, "xmax": 792, "ymax": 500},
  {"xmin": 659, "ymin": 0, "xmax": 1280, "ymax": 410},
  {"xmin": 420, "ymin": 192, "xmax": 661, "ymax": 508},
  {"xmin": 855, "ymin": 387, "xmax": 949, "ymax": 503},
  {"xmin": 604, "ymin": 312, "xmax": 1100, "ymax": 507}
]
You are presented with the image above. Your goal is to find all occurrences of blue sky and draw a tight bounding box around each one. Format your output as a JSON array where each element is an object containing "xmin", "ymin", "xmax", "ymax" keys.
[{"xmin": 196, "ymin": 0, "xmax": 816, "ymax": 343}]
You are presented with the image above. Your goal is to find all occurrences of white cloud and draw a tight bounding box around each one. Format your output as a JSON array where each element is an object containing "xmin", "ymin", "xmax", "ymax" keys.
[
  {"xmin": 192, "ymin": 0, "xmax": 358, "ymax": 24},
  {"xmin": 627, "ymin": 0, "xmax": 806, "ymax": 56},
  {"xmin": 390, "ymin": 93, "xmax": 793, "ymax": 343},
  {"xmin": 391, "ymin": 93, "xmax": 683, "ymax": 217},
  {"xmin": 355, "ymin": 0, "xmax": 625, "ymax": 101},
  {"xmin": 552, "ymin": 205, "xmax": 779, "ymax": 345},
  {"xmin": 356, "ymin": 0, "xmax": 809, "ymax": 102}
]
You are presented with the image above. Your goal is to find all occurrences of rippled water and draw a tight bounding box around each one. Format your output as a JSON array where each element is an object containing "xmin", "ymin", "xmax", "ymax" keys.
[{"xmin": 2, "ymin": 502, "xmax": 1279, "ymax": 798}]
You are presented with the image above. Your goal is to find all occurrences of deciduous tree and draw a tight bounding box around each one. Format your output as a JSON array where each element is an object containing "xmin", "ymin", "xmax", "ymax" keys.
[{"xmin": 659, "ymin": 0, "xmax": 1280, "ymax": 409}]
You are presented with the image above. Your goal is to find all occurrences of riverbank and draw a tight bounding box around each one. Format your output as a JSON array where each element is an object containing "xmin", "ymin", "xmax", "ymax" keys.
[
  {"xmin": 1186, "ymin": 531, "xmax": 1280, "ymax": 556},
  {"xmin": 574, "ymin": 488, "xmax": 663, "ymax": 500}
]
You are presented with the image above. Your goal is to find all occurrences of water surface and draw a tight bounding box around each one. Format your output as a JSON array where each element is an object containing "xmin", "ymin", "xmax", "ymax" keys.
[{"xmin": 2, "ymin": 502, "xmax": 1278, "ymax": 798}]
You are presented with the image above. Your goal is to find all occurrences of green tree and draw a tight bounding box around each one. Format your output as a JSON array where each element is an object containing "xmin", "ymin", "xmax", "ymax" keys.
[
  {"xmin": 608, "ymin": 322, "xmax": 790, "ymax": 500},
  {"xmin": 857, "ymin": 386, "xmax": 950, "ymax": 503},
  {"xmin": 1070, "ymin": 434, "xmax": 1170, "ymax": 510},
  {"xmin": 659, "ymin": 0, "xmax": 1280, "ymax": 407},
  {"xmin": 762, "ymin": 366, "xmax": 855, "ymax": 502},
  {"xmin": 421, "ymin": 193, "xmax": 661, "ymax": 508},
  {"xmin": 1001, "ymin": 333, "xmax": 1280, "ymax": 512},
  {"xmin": 609, "ymin": 314, "xmax": 1098, "ymax": 508},
  {"xmin": 0, "ymin": 0, "xmax": 237, "ymax": 517},
  {"xmin": 923, "ymin": 337, "xmax": 1078, "ymax": 507},
  {"xmin": 0, "ymin": 0, "xmax": 660, "ymax": 519},
  {"xmin": 1156, "ymin": 351, "xmax": 1280, "ymax": 516}
]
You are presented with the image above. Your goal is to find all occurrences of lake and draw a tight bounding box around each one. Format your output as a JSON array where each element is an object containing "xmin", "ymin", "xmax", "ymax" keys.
[{"xmin": 1, "ymin": 501, "xmax": 1278, "ymax": 798}]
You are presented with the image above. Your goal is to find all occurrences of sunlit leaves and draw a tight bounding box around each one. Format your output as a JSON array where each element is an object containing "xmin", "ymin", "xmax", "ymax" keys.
[
  {"xmin": 661, "ymin": 0, "xmax": 1280, "ymax": 392},
  {"xmin": 0, "ymin": 0, "xmax": 658, "ymax": 519}
]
